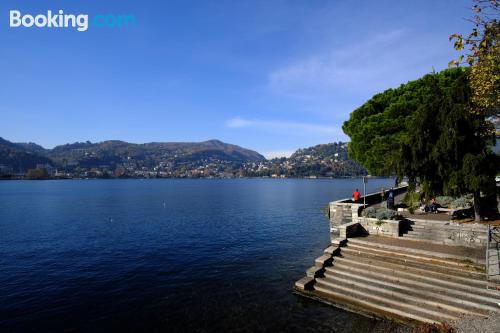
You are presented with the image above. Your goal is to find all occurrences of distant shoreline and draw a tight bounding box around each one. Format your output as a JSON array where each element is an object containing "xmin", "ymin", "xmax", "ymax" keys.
[{"xmin": 0, "ymin": 175, "xmax": 388, "ymax": 181}]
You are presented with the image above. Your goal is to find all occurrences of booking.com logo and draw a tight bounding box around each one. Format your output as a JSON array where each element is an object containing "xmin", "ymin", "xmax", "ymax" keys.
[{"xmin": 9, "ymin": 10, "xmax": 136, "ymax": 32}]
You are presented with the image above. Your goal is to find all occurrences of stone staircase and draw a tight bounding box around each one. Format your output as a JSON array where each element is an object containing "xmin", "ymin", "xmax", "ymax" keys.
[
  {"xmin": 297, "ymin": 236, "xmax": 500, "ymax": 325},
  {"xmin": 402, "ymin": 219, "xmax": 488, "ymax": 248}
]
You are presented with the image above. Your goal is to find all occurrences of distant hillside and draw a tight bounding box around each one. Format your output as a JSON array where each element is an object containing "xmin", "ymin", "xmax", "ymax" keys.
[
  {"xmin": 0, "ymin": 137, "xmax": 367, "ymax": 178},
  {"xmin": 287, "ymin": 142, "xmax": 366, "ymax": 177},
  {"xmin": 15, "ymin": 142, "xmax": 48, "ymax": 155},
  {"xmin": 260, "ymin": 142, "xmax": 366, "ymax": 178},
  {"xmin": 290, "ymin": 142, "xmax": 349, "ymax": 162},
  {"xmin": 46, "ymin": 139, "xmax": 264, "ymax": 167},
  {"xmin": 0, "ymin": 137, "xmax": 53, "ymax": 172},
  {"xmin": 0, "ymin": 137, "xmax": 265, "ymax": 172}
]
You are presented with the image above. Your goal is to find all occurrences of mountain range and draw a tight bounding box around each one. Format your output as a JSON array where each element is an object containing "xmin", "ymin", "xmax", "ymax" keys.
[
  {"xmin": 0, "ymin": 138, "xmax": 265, "ymax": 172},
  {"xmin": 0, "ymin": 137, "xmax": 367, "ymax": 178}
]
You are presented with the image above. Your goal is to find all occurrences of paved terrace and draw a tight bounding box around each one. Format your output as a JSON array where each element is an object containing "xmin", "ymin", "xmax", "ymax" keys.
[{"xmin": 371, "ymin": 191, "xmax": 455, "ymax": 223}]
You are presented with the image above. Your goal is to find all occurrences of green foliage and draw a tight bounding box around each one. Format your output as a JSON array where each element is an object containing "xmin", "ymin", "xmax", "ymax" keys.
[
  {"xmin": 404, "ymin": 191, "xmax": 422, "ymax": 213},
  {"xmin": 26, "ymin": 168, "xmax": 49, "ymax": 180},
  {"xmin": 451, "ymin": 195, "xmax": 473, "ymax": 209},
  {"xmin": 449, "ymin": 1, "xmax": 499, "ymax": 116},
  {"xmin": 0, "ymin": 137, "xmax": 53, "ymax": 173},
  {"xmin": 289, "ymin": 142, "xmax": 349, "ymax": 161},
  {"xmin": 343, "ymin": 68, "xmax": 498, "ymax": 204},
  {"xmin": 286, "ymin": 142, "xmax": 367, "ymax": 177},
  {"xmin": 435, "ymin": 196, "xmax": 454, "ymax": 207},
  {"xmin": 0, "ymin": 136, "xmax": 368, "ymax": 178},
  {"xmin": 423, "ymin": 194, "xmax": 473, "ymax": 209},
  {"xmin": 362, "ymin": 207, "xmax": 377, "ymax": 218},
  {"xmin": 48, "ymin": 139, "xmax": 265, "ymax": 168},
  {"xmin": 376, "ymin": 208, "xmax": 397, "ymax": 220},
  {"xmin": 362, "ymin": 207, "xmax": 397, "ymax": 220}
]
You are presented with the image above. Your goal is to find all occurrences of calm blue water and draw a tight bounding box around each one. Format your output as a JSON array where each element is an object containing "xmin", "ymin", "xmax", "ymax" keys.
[{"xmin": 0, "ymin": 178, "xmax": 395, "ymax": 333}]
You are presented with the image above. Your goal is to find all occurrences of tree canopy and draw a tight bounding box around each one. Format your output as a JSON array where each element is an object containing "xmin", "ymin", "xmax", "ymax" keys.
[{"xmin": 342, "ymin": 68, "xmax": 498, "ymax": 219}]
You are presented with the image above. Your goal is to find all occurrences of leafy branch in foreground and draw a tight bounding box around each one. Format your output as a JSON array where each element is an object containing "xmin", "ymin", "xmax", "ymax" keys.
[{"xmin": 449, "ymin": 0, "xmax": 499, "ymax": 117}]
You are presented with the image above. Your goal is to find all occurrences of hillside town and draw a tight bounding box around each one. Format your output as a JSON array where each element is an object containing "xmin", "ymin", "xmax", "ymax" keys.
[{"xmin": 0, "ymin": 140, "xmax": 367, "ymax": 179}]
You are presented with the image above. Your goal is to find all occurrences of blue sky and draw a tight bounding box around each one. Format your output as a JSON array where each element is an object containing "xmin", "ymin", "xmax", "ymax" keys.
[{"xmin": 0, "ymin": 0, "xmax": 472, "ymax": 157}]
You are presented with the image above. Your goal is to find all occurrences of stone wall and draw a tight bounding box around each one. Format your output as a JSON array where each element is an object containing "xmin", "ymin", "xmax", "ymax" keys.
[
  {"xmin": 327, "ymin": 186, "xmax": 489, "ymax": 248},
  {"xmin": 329, "ymin": 185, "xmax": 408, "ymax": 220},
  {"xmin": 358, "ymin": 217, "xmax": 403, "ymax": 238},
  {"xmin": 406, "ymin": 219, "xmax": 488, "ymax": 248}
]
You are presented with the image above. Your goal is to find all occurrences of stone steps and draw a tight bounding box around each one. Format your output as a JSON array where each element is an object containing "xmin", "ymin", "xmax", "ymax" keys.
[
  {"xmin": 329, "ymin": 258, "xmax": 500, "ymax": 310},
  {"xmin": 346, "ymin": 238, "xmax": 485, "ymax": 266},
  {"xmin": 314, "ymin": 279, "xmax": 455, "ymax": 324},
  {"xmin": 326, "ymin": 265, "xmax": 499, "ymax": 316},
  {"xmin": 313, "ymin": 282, "xmax": 437, "ymax": 324},
  {"xmin": 319, "ymin": 273, "xmax": 485, "ymax": 319},
  {"xmin": 299, "ymin": 236, "xmax": 500, "ymax": 324},
  {"xmin": 333, "ymin": 254, "xmax": 487, "ymax": 288},
  {"xmin": 340, "ymin": 246, "xmax": 484, "ymax": 279}
]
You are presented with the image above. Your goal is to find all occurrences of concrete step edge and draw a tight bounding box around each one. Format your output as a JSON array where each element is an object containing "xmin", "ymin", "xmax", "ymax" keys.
[
  {"xmin": 335, "ymin": 254, "xmax": 486, "ymax": 285},
  {"xmin": 341, "ymin": 246, "xmax": 485, "ymax": 276},
  {"xmin": 313, "ymin": 284, "xmax": 438, "ymax": 324},
  {"xmin": 346, "ymin": 239, "xmax": 485, "ymax": 266},
  {"xmin": 323, "ymin": 272, "xmax": 488, "ymax": 317},
  {"xmin": 327, "ymin": 262, "xmax": 500, "ymax": 302},
  {"xmin": 325, "ymin": 267, "xmax": 499, "ymax": 314},
  {"xmin": 315, "ymin": 279, "xmax": 458, "ymax": 322}
]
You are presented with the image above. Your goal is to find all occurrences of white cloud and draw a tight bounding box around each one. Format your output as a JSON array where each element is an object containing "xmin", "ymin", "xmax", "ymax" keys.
[
  {"xmin": 225, "ymin": 117, "xmax": 255, "ymax": 128},
  {"xmin": 267, "ymin": 28, "xmax": 443, "ymax": 99},
  {"xmin": 225, "ymin": 117, "xmax": 344, "ymax": 137}
]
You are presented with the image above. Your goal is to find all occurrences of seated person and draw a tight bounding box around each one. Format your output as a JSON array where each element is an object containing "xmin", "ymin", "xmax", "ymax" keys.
[
  {"xmin": 428, "ymin": 198, "xmax": 439, "ymax": 213},
  {"xmin": 419, "ymin": 199, "xmax": 428, "ymax": 213},
  {"xmin": 352, "ymin": 189, "xmax": 360, "ymax": 202}
]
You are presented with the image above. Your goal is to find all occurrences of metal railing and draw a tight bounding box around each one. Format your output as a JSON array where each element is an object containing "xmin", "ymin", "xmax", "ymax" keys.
[
  {"xmin": 486, "ymin": 224, "xmax": 500, "ymax": 283},
  {"xmin": 486, "ymin": 224, "xmax": 491, "ymax": 281}
]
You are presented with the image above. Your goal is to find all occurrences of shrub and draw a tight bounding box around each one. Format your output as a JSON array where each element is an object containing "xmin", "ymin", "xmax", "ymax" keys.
[
  {"xmin": 362, "ymin": 207, "xmax": 377, "ymax": 218},
  {"xmin": 435, "ymin": 196, "xmax": 454, "ymax": 207},
  {"xmin": 363, "ymin": 207, "xmax": 399, "ymax": 220},
  {"xmin": 403, "ymin": 191, "xmax": 421, "ymax": 205},
  {"xmin": 375, "ymin": 208, "xmax": 397, "ymax": 220},
  {"xmin": 403, "ymin": 191, "xmax": 421, "ymax": 213},
  {"xmin": 451, "ymin": 196, "xmax": 473, "ymax": 209}
]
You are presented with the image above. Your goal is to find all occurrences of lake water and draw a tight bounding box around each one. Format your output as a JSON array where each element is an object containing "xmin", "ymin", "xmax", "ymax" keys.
[{"xmin": 0, "ymin": 178, "xmax": 396, "ymax": 332}]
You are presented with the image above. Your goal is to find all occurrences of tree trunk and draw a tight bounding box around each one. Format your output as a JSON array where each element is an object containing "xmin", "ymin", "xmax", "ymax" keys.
[{"xmin": 473, "ymin": 190, "xmax": 482, "ymax": 222}]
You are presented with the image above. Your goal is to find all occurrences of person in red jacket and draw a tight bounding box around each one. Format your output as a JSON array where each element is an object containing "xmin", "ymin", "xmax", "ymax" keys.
[{"xmin": 352, "ymin": 189, "xmax": 360, "ymax": 202}]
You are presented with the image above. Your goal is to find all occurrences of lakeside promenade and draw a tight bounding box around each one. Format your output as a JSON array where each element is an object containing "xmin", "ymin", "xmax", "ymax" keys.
[{"xmin": 295, "ymin": 188, "xmax": 500, "ymax": 326}]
